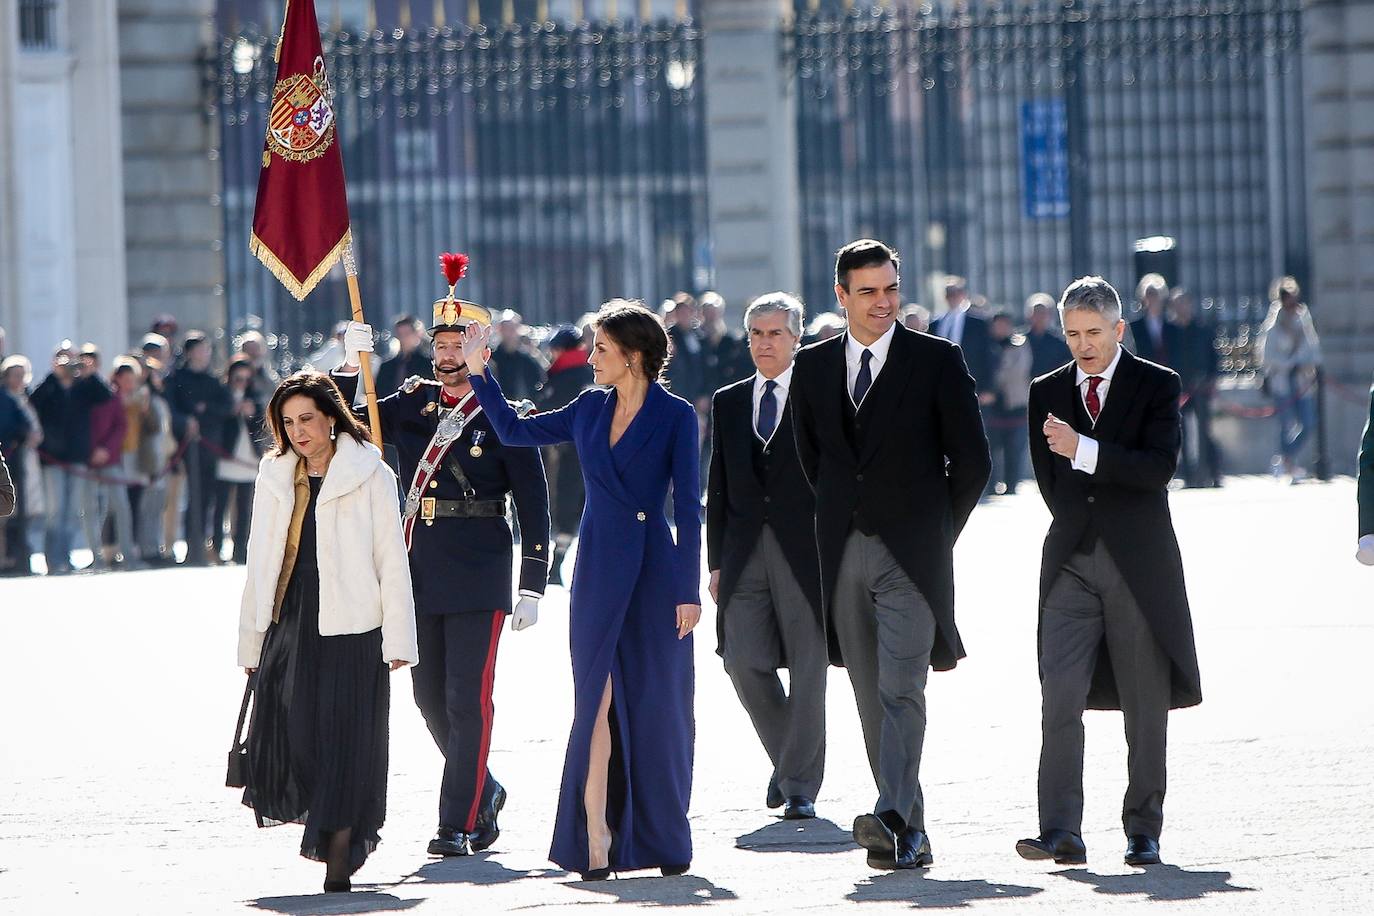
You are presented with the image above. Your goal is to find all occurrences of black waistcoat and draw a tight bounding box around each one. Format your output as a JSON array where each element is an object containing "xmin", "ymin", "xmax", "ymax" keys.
[{"xmin": 1070, "ymin": 385, "xmax": 1100, "ymax": 553}]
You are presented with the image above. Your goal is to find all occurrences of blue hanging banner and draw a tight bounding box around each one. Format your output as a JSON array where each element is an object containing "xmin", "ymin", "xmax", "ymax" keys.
[{"xmin": 1021, "ymin": 99, "xmax": 1070, "ymax": 220}]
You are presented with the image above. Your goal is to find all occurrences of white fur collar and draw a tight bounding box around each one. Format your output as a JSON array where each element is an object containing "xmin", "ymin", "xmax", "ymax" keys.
[{"xmin": 256, "ymin": 434, "xmax": 383, "ymax": 505}]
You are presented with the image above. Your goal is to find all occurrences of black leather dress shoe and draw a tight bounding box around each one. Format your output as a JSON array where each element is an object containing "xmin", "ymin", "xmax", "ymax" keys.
[
  {"xmin": 469, "ymin": 782, "xmax": 507, "ymax": 852},
  {"xmin": 427, "ymin": 826, "xmax": 471, "ymax": 857},
  {"xmin": 853, "ymin": 813, "xmax": 901, "ymax": 870},
  {"xmin": 578, "ymin": 867, "xmax": 612, "ymax": 881},
  {"xmin": 1016, "ymin": 829, "xmax": 1087, "ymax": 866},
  {"xmin": 766, "ymin": 775, "xmax": 784, "ymax": 810},
  {"xmin": 660, "ymin": 863, "xmax": 690, "ymax": 876},
  {"xmin": 1124, "ymin": 834, "xmax": 1161, "ymax": 866},
  {"xmin": 323, "ymin": 878, "xmax": 351, "ymax": 893},
  {"xmin": 783, "ymin": 796, "xmax": 816, "ymax": 820},
  {"xmin": 897, "ymin": 829, "xmax": 934, "ymax": 869}
]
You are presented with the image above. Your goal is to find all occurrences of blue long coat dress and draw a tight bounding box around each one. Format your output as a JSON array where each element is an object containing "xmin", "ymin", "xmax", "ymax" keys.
[{"xmin": 470, "ymin": 371, "xmax": 702, "ymax": 872}]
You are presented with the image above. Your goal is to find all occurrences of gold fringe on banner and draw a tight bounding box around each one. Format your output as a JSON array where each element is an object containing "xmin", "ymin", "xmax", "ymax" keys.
[{"xmin": 249, "ymin": 227, "xmax": 353, "ymax": 302}]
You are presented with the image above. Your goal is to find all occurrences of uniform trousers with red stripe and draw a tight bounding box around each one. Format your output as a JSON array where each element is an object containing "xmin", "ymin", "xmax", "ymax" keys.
[{"xmin": 412, "ymin": 610, "xmax": 504, "ymax": 833}]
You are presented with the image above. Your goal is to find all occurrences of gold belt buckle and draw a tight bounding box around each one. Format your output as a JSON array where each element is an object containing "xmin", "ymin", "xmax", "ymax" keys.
[{"xmin": 420, "ymin": 497, "xmax": 437, "ymax": 521}]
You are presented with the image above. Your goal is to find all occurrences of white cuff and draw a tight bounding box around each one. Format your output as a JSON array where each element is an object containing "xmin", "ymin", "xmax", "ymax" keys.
[
  {"xmin": 1357, "ymin": 534, "xmax": 1374, "ymax": 566},
  {"xmin": 1071, "ymin": 435, "xmax": 1099, "ymax": 475},
  {"xmin": 518, "ymin": 589, "xmax": 542, "ymax": 600},
  {"xmin": 332, "ymin": 366, "xmax": 360, "ymax": 378}
]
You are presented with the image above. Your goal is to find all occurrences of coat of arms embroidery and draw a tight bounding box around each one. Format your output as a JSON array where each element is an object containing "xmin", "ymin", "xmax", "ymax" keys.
[{"xmin": 266, "ymin": 55, "xmax": 335, "ymax": 163}]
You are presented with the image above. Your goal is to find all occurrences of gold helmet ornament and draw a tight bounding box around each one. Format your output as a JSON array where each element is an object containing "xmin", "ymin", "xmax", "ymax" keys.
[{"xmin": 430, "ymin": 251, "xmax": 491, "ymax": 334}]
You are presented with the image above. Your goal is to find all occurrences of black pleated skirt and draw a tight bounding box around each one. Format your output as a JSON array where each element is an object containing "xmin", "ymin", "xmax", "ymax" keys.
[{"xmin": 242, "ymin": 558, "xmax": 389, "ymax": 873}]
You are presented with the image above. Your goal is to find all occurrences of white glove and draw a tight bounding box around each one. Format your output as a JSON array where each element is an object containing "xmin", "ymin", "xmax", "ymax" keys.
[
  {"xmin": 1357, "ymin": 534, "xmax": 1374, "ymax": 566},
  {"xmin": 342, "ymin": 321, "xmax": 375, "ymax": 369},
  {"xmin": 510, "ymin": 596, "xmax": 539, "ymax": 632}
]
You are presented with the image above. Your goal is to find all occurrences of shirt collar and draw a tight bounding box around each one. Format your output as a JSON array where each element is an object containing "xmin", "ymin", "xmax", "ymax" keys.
[
  {"xmin": 1075, "ymin": 344, "xmax": 1124, "ymax": 386},
  {"xmin": 845, "ymin": 321, "xmax": 897, "ymax": 365},
  {"xmin": 754, "ymin": 363, "xmax": 794, "ymax": 396}
]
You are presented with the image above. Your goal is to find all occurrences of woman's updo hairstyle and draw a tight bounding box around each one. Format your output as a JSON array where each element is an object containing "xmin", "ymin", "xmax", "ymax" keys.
[{"xmin": 593, "ymin": 299, "xmax": 671, "ymax": 382}]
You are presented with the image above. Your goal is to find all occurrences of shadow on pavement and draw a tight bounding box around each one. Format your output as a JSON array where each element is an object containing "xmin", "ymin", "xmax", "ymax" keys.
[
  {"xmin": 735, "ymin": 818, "xmax": 854, "ymax": 854},
  {"xmin": 568, "ymin": 874, "xmax": 739, "ymax": 905},
  {"xmin": 1055, "ymin": 865, "xmax": 1256, "ymax": 901},
  {"xmin": 409, "ymin": 852, "xmax": 562, "ymax": 886},
  {"xmin": 847, "ymin": 873, "xmax": 1044, "ymax": 907},
  {"xmin": 248, "ymin": 891, "xmax": 423, "ymax": 914}
]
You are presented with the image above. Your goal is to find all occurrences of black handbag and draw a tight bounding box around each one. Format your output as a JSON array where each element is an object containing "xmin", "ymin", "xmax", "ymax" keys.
[{"xmin": 226, "ymin": 674, "xmax": 255, "ymax": 788}]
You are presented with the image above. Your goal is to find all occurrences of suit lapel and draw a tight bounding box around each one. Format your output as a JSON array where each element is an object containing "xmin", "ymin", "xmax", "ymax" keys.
[
  {"xmin": 1091, "ymin": 349, "xmax": 1143, "ymax": 443},
  {"xmin": 857, "ymin": 326, "xmax": 917, "ymax": 467},
  {"xmin": 1048, "ymin": 362, "xmax": 1079, "ymax": 433}
]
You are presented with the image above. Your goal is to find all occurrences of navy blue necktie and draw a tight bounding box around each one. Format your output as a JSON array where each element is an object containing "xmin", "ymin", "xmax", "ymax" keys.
[
  {"xmin": 853, "ymin": 348, "xmax": 873, "ymax": 405},
  {"xmin": 757, "ymin": 379, "xmax": 778, "ymax": 441}
]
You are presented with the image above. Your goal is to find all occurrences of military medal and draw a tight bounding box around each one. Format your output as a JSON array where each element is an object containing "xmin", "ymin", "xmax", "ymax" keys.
[
  {"xmin": 469, "ymin": 429, "xmax": 486, "ymax": 458},
  {"xmin": 422, "ymin": 401, "xmax": 437, "ymax": 415}
]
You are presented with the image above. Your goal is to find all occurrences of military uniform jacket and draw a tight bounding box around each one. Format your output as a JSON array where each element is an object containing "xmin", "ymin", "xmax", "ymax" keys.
[{"xmin": 334, "ymin": 371, "xmax": 550, "ymax": 615}]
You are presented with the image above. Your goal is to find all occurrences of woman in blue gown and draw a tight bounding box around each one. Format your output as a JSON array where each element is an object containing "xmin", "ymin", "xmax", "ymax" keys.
[{"xmin": 462, "ymin": 301, "xmax": 702, "ymax": 879}]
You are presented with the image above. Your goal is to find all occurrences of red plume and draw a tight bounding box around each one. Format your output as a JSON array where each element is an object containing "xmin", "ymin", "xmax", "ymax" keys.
[{"xmin": 440, "ymin": 252, "xmax": 469, "ymax": 288}]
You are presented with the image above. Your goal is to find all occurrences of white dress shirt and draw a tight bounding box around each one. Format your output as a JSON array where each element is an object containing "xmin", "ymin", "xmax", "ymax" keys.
[
  {"xmin": 845, "ymin": 321, "xmax": 897, "ymax": 407},
  {"xmin": 1070, "ymin": 345, "xmax": 1124, "ymax": 474},
  {"xmin": 940, "ymin": 303, "xmax": 970, "ymax": 346},
  {"xmin": 751, "ymin": 364, "xmax": 793, "ymax": 445}
]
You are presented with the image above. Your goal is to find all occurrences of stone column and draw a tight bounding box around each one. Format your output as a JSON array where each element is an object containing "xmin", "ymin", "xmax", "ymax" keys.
[
  {"xmin": 119, "ymin": 0, "xmax": 225, "ymax": 345},
  {"xmin": 700, "ymin": 0, "xmax": 801, "ymax": 314},
  {"xmin": 1304, "ymin": 0, "xmax": 1374, "ymax": 471},
  {"xmin": 70, "ymin": 0, "xmax": 131, "ymax": 358}
]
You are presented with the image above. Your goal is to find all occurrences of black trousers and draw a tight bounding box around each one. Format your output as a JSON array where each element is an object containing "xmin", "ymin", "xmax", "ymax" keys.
[
  {"xmin": 213, "ymin": 480, "xmax": 254, "ymax": 563},
  {"xmin": 412, "ymin": 610, "xmax": 504, "ymax": 833},
  {"xmin": 988, "ymin": 407, "xmax": 1026, "ymax": 494},
  {"xmin": 1180, "ymin": 390, "xmax": 1221, "ymax": 486}
]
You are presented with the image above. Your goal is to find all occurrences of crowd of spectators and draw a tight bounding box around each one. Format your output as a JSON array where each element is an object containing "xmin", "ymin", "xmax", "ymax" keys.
[{"xmin": 0, "ymin": 273, "xmax": 1318, "ymax": 575}]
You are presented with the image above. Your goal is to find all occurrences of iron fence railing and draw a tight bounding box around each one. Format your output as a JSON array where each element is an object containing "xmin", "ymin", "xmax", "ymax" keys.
[
  {"xmin": 791, "ymin": 0, "xmax": 1306, "ymax": 376},
  {"xmin": 213, "ymin": 19, "xmax": 708, "ymax": 369}
]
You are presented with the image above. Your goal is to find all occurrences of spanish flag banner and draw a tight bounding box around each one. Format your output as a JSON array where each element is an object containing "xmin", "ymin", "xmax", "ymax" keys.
[{"xmin": 249, "ymin": 0, "xmax": 350, "ymax": 300}]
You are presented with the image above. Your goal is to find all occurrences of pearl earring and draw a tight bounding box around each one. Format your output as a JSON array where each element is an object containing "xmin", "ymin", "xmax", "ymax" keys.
[{"xmin": 329, "ymin": 425, "xmax": 337, "ymax": 441}]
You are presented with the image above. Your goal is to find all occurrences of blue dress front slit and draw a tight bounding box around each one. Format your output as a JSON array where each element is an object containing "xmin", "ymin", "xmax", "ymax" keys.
[{"xmin": 469, "ymin": 372, "xmax": 701, "ymax": 872}]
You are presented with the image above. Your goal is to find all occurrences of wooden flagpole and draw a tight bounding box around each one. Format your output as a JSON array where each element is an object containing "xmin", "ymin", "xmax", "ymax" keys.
[{"xmin": 342, "ymin": 240, "xmax": 383, "ymax": 445}]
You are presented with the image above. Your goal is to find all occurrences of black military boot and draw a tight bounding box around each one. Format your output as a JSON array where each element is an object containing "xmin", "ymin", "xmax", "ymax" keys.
[
  {"xmin": 469, "ymin": 781, "xmax": 507, "ymax": 852},
  {"xmin": 427, "ymin": 825, "xmax": 471, "ymax": 857}
]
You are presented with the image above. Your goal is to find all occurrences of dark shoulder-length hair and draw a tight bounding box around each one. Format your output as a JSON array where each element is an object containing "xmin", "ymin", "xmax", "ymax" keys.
[
  {"xmin": 593, "ymin": 298, "xmax": 671, "ymax": 382},
  {"xmin": 265, "ymin": 369, "xmax": 371, "ymax": 458}
]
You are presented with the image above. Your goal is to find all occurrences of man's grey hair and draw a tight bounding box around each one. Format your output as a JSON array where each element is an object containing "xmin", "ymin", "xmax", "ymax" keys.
[
  {"xmin": 1058, "ymin": 276, "xmax": 1123, "ymax": 323},
  {"xmin": 1135, "ymin": 272, "xmax": 1168, "ymax": 304},
  {"xmin": 744, "ymin": 291, "xmax": 805, "ymax": 337}
]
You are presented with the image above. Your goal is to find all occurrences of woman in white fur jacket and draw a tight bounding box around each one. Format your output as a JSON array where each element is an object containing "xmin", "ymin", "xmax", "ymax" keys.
[{"xmin": 236, "ymin": 370, "xmax": 418, "ymax": 894}]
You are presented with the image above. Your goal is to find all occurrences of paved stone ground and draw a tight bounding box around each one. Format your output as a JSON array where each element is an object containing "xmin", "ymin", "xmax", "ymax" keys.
[{"xmin": 1, "ymin": 476, "xmax": 1370, "ymax": 914}]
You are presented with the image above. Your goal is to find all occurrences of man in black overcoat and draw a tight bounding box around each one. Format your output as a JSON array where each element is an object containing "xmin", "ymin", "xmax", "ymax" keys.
[
  {"xmin": 1019, "ymin": 276, "xmax": 1202, "ymax": 870},
  {"xmin": 791, "ymin": 239, "xmax": 990, "ymax": 871},
  {"xmin": 707, "ymin": 292, "xmax": 826, "ymax": 821},
  {"xmin": 334, "ymin": 291, "xmax": 550, "ymax": 860}
]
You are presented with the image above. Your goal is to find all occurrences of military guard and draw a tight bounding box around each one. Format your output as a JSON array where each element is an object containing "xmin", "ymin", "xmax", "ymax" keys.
[{"xmin": 333, "ymin": 252, "xmax": 551, "ymax": 857}]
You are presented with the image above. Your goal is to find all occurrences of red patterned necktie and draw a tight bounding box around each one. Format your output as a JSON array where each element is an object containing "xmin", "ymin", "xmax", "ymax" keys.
[{"xmin": 1085, "ymin": 375, "xmax": 1104, "ymax": 423}]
